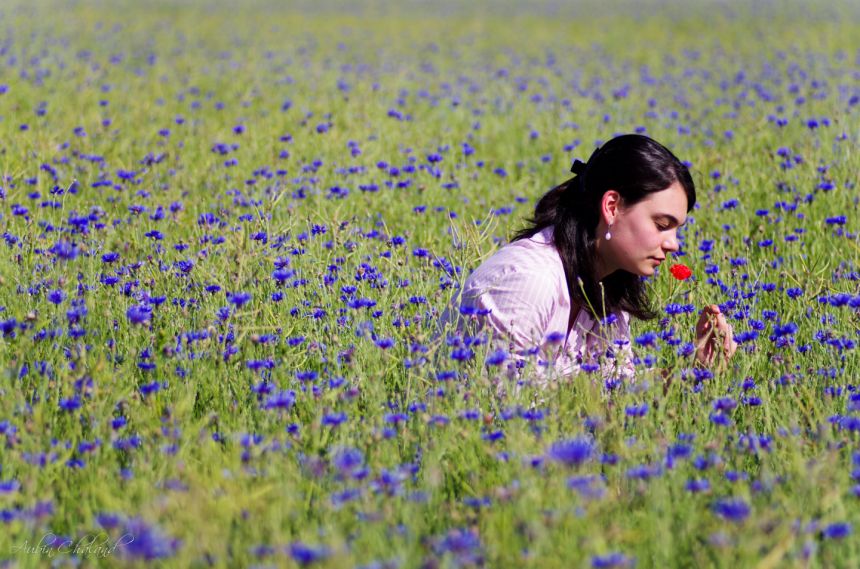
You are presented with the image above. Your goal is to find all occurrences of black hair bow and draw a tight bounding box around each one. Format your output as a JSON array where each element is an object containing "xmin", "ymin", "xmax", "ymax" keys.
[{"xmin": 570, "ymin": 159, "xmax": 587, "ymax": 175}]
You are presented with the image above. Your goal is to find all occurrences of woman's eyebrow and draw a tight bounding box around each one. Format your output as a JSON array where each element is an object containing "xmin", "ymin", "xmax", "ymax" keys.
[{"xmin": 657, "ymin": 214, "xmax": 686, "ymax": 227}]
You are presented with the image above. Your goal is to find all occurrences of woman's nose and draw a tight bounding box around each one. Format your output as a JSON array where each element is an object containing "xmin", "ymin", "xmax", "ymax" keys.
[{"xmin": 663, "ymin": 233, "xmax": 680, "ymax": 252}]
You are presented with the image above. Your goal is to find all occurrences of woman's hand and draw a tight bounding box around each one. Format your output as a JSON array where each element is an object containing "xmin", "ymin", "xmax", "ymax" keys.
[{"xmin": 695, "ymin": 304, "xmax": 737, "ymax": 369}]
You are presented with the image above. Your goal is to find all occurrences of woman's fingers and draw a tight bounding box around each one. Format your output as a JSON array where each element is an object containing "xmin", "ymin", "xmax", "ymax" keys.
[
  {"xmin": 695, "ymin": 304, "xmax": 738, "ymax": 365},
  {"xmin": 697, "ymin": 305, "xmax": 721, "ymax": 330},
  {"xmin": 704, "ymin": 304, "xmax": 720, "ymax": 316},
  {"xmin": 724, "ymin": 324, "xmax": 737, "ymax": 357},
  {"xmin": 714, "ymin": 316, "xmax": 737, "ymax": 355},
  {"xmin": 696, "ymin": 310, "xmax": 715, "ymax": 334}
]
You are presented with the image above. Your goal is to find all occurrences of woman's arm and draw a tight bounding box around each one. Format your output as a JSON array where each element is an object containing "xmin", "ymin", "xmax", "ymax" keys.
[{"xmin": 460, "ymin": 268, "xmax": 560, "ymax": 356}]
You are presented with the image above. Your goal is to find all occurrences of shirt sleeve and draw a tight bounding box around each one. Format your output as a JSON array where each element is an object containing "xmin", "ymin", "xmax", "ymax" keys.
[{"xmin": 460, "ymin": 268, "xmax": 558, "ymax": 355}]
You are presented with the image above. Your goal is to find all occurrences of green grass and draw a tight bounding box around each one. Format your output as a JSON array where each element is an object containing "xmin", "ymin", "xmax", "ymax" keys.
[{"xmin": 0, "ymin": 0, "xmax": 858, "ymax": 567}]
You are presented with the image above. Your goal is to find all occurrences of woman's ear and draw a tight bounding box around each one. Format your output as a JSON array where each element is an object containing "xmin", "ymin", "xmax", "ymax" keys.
[{"xmin": 601, "ymin": 190, "xmax": 622, "ymax": 224}]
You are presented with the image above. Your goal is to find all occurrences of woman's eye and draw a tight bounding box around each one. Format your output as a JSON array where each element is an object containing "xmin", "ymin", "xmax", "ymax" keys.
[{"xmin": 656, "ymin": 223, "xmax": 669, "ymax": 231}]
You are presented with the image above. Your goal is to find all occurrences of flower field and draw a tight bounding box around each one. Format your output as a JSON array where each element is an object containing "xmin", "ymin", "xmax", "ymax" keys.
[{"xmin": 0, "ymin": 0, "xmax": 858, "ymax": 566}]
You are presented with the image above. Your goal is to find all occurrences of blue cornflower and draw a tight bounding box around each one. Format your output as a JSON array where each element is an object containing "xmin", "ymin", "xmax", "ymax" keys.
[
  {"xmin": 547, "ymin": 437, "xmax": 594, "ymax": 467},
  {"xmin": 735, "ymin": 330, "xmax": 758, "ymax": 344},
  {"xmin": 676, "ymin": 342, "xmax": 695, "ymax": 357},
  {"xmin": 384, "ymin": 413, "xmax": 409, "ymax": 424},
  {"xmin": 272, "ymin": 268, "xmax": 295, "ymax": 284},
  {"xmin": 227, "ymin": 292, "xmax": 252, "ymax": 307},
  {"xmin": 482, "ymin": 430, "xmax": 504, "ymax": 442},
  {"xmin": 331, "ymin": 447, "xmax": 364, "ymax": 475},
  {"xmin": 770, "ymin": 322, "xmax": 798, "ymax": 338},
  {"xmin": 59, "ymin": 396, "xmax": 81, "ymax": 412},
  {"xmin": 50, "ymin": 240, "xmax": 79, "ymax": 260},
  {"xmin": 668, "ymin": 443, "xmax": 693, "ymax": 460},
  {"xmin": 287, "ymin": 336, "xmax": 305, "ymax": 346},
  {"xmin": 289, "ymin": 542, "xmax": 330, "ymax": 566},
  {"xmin": 627, "ymin": 464, "xmax": 662, "ymax": 480},
  {"xmin": 47, "ymin": 289, "xmax": 66, "ymax": 304},
  {"xmin": 665, "ymin": 303, "xmax": 695, "ymax": 316},
  {"xmin": 296, "ymin": 370, "xmax": 318, "ymax": 382},
  {"xmin": 450, "ymin": 347, "xmax": 474, "ymax": 361},
  {"xmin": 485, "ymin": 349, "xmax": 508, "ymax": 366},
  {"xmin": 432, "ymin": 528, "xmax": 484, "ymax": 565},
  {"xmin": 625, "ymin": 403, "xmax": 648, "ymax": 418},
  {"xmin": 375, "ymin": 338, "xmax": 395, "ymax": 349},
  {"xmin": 839, "ymin": 416, "xmax": 860, "ymax": 432},
  {"xmin": 709, "ymin": 412, "xmax": 732, "ymax": 426},
  {"xmin": 330, "ymin": 488, "xmax": 361, "ymax": 508},
  {"xmin": 546, "ymin": 331, "xmax": 565, "ymax": 344},
  {"xmin": 322, "ymin": 412, "xmax": 347, "ymax": 426},
  {"xmin": 0, "ymin": 318, "xmax": 17, "ymax": 338},
  {"xmin": 127, "ymin": 304, "xmax": 152, "ymax": 325},
  {"xmin": 713, "ymin": 397, "xmax": 737, "ymax": 412},
  {"xmin": 95, "ymin": 512, "xmax": 123, "ymax": 530},
  {"xmin": 198, "ymin": 212, "xmax": 219, "ymax": 226},
  {"xmin": 567, "ymin": 474, "xmax": 605, "ymax": 499},
  {"xmin": 435, "ymin": 370, "xmax": 457, "ymax": 381},
  {"xmin": 634, "ymin": 332, "xmax": 658, "ymax": 347},
  {"xmin": 712, "ymin": 498, "xmax": 750, "ymax": 522},
  {"xmin": 139, "ymin": 381, "xmax": 164, "ymax": 396},
  {"xmin": 117, "ymin": 517, "xmax": 181, "ymax": 560},
  {"xmin": 592, "ymin": 552, "xmax": 635, "ymax": 568},
  {"xmin": 685, "ymin": 478, "xmax": 711, "ymax": 493},
  {"xmin": 820, "ymin": 293, "xmax": 851, "ymax": 307},
  {"xmin": 820, "ymin": 522, "xmax": 852, "ymax": 540}
]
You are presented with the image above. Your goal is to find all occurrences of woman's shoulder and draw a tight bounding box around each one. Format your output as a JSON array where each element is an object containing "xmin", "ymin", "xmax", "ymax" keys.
[
  {"xmin": 497, "ymin": 225, "xmax": 560, "ymax": 263},
  {"xmin": 520, "ymin": 225, "xmax": 555, "ymax": 245},
  {"xmin": 467, "ymin": 227, "xmax": 562, "ymax": 281}
]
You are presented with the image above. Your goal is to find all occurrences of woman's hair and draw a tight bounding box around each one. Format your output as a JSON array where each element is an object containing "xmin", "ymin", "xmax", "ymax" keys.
[{"xmin": 512, "ymin": 133, "xmax": 696, "ymax": 322}]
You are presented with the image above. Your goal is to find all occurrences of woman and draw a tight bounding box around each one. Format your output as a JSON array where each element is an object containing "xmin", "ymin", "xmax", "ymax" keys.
[{"xmin": 451, "ymin": 134, "xmax": 737, "ymax": 388}]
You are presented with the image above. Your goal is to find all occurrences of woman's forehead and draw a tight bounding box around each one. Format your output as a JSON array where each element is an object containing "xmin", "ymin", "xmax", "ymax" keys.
[{"xmin": 637, "ymin": 182, "xmax": 688, "ymax": 218}]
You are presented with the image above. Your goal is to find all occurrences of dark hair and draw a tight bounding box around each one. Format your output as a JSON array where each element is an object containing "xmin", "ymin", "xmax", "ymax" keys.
[{"xmin": 512, "ymin": 134, "xmax": 696, "ymax": 322}]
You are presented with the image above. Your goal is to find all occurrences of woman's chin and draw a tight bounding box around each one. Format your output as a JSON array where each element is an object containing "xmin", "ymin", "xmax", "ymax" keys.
[
  {"xmin": 637, "ymin": 264, "xmax": 657, "ymax": 277},
  {"xmin": 615, "ymin": 263, "xmax": 656, "ymax": 278}
]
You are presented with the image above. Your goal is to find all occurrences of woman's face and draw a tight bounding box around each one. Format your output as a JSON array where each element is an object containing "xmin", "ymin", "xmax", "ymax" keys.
[{"xmin": 596, "ymin": 181, "xmax": 689, "ymax": 279}]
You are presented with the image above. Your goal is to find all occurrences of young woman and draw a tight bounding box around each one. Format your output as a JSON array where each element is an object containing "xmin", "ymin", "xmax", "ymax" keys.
[{"xmin": 451, "ymin": 134, "xmax": 737, "ymax": 387}]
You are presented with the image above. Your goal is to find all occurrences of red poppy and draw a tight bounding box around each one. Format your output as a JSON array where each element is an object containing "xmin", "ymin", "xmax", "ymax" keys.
[{"xmin": 669, "ymin": 263, "xmax": 693, "ymax": 281}]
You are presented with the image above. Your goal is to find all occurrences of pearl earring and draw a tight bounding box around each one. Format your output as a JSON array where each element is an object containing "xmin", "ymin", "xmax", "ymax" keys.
[{"xmin": 605, "ymin": 223, "xmax": 613, "ymax": 241}]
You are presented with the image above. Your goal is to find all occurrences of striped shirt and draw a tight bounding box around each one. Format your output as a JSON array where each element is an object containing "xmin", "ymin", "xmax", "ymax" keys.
[{"xmin": 445, "ymin": 225, "xmax": 635, "ymax": 387}]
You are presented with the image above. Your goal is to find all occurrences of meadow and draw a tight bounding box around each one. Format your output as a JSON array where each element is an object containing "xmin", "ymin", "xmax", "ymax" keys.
[{"xmin": 0, "ymin": 0, "xmax": 858, "ymax": 566}]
